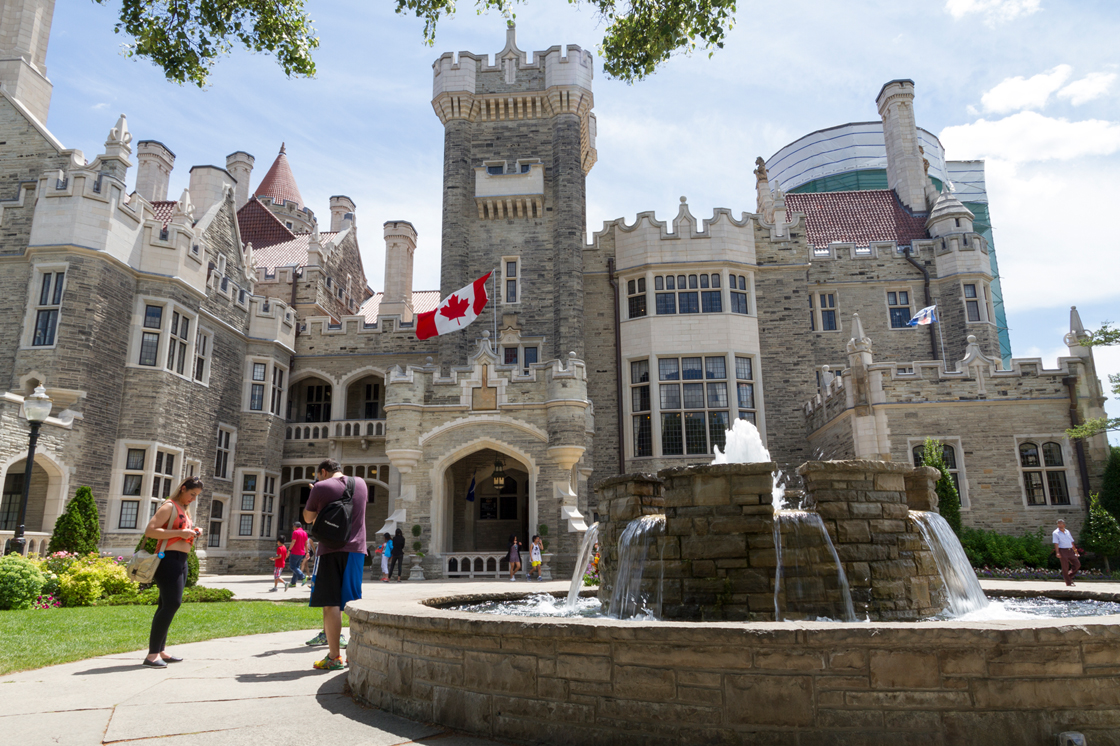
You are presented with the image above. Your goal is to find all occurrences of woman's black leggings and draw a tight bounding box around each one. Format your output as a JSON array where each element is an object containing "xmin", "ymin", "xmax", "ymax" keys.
[
  {"xmin": 148, "ymin": 551, "xmax": 188, "ymax": 655},
  {"xmin": 388, "ymin": 555, "xmax": 403, "ymax": 580}
]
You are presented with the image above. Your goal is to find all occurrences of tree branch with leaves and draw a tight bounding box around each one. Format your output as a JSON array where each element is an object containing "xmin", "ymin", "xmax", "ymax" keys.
[
  {"xmin": 98, "ymin": 0, "xmax": 738, "ymax": 87},
  {"xmin": 1067, "ymin": 321, "xmax": 1120, "ymax": 440}
]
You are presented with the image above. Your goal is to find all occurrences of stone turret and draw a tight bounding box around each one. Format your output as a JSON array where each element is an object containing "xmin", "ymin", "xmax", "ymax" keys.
[
  {"xmin": 188, "ymin": 165, "xmax": 236, "ymax": 216},
  {"xmin": 876, "ymin": 79, "xmax": 929, "ymax": 213},
  {"xmin": 330, "ymin": 195, "xmax": 356, "ymax": 232},
  {"xmin": 0, "ymin": 0, "xmax": 55, "ymax": 124},
  {"xmin": 380, "ymin": 220, "xmax": 417, "ymax": 322},
  {"xmin": 225, "ymin": 151, "xmax": 255, "ymax": 209},
  {"xmin": 926, "ymin": 183, "xmax": 974, "ymax": 239},
  {"xmin": 135, "ymin": 140, "xmax": 175, "ymax": 202}
]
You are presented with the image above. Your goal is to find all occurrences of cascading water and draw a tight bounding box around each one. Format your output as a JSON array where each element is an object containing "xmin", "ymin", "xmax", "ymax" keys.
[
  {"xmin": 773, "ymin": 511, "xmax": 857, "ymax": 621},
  {"xmin": 714, "ymin": 419, "xmax": 785, "ymax": 507},
  {"xmin": 607, "ymin": 515, "xmax": 665, "ymax": 619},
  {"xmin": 910, "ymin": 511, "xmax": 988, "ymax": 616},
  {"xmin": 566, "ymin": 522, "xmax": 599, "ymax": 609}
]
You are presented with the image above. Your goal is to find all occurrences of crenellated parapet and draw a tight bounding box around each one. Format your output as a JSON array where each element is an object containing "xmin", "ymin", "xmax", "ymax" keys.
[
  {"xmin": 590, "ymin": 198, "xmax": 759, "ymax": 270},
  {"xmin": 431, "ymin": 25, "xmax": 596, "ymax": 174}
]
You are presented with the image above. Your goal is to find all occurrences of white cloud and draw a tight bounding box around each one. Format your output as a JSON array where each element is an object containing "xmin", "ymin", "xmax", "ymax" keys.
[
  {"xmin": 1058, "ymin": 72, "xmax": 1117, "ymax": 106},
  {"xmin": 939, "ymin": 111, "xmax": 1120, "ymax": 163},
  {"xmin": 981, "ymin": 65, "xmax": 1071, "ymax": 113},
  {"xmin": 92, "ymin": 102, "xmax": 109, "ymax": 110},
  {"xmin": 945, "ymin": 0, "xmax": 1042, "ymax": 23}
]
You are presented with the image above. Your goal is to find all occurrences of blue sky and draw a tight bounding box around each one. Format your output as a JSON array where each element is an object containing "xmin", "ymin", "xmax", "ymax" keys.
[{"xmin": 42, "ymin": 0, "xmax": 1119, "ymax": 437}]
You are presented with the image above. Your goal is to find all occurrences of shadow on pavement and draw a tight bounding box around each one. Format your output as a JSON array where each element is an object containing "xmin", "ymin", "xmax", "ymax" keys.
[
  {"xmin": 71, "ymin": 663, "xmax": 153, "ymax": 675},
  {"xmin": 235, "ymin": 669, "xmax": 330, "ymax": 683}
]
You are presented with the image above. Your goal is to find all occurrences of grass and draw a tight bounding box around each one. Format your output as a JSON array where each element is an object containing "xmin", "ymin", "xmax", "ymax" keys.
[{"xmin": 0, "ymin": 601, "xmax": 347, "ymax": 675}]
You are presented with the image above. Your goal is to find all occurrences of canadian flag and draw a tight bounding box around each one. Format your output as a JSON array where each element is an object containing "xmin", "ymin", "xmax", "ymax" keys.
[{"xmin": 415, "ymin": 272, "xmax": 492, "ymax": 340}]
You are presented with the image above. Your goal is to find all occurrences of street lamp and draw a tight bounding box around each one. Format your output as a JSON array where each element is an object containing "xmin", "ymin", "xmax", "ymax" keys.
[
  {"xmin": 5, "ymin": 385, "xmax": 52, "ymax": 556},
  {"xmin": 492, "ymin": 456, "xmax": 506, "ymax": 490}
]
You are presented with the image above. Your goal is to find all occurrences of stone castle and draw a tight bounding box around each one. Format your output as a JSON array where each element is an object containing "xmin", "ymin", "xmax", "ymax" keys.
[{"xmin": 0, "ymin": 4, "xmax": 1110, "ymax": 575}]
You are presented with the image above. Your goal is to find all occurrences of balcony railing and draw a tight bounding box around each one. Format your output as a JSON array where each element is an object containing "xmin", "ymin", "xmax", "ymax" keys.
[
  {"xmin": 285, "ymin": 418, "xmax": 386, "ymax": 440},
  {"xmin": 0, "ymin": 530, "xmax": 51, "ymax": 556}
]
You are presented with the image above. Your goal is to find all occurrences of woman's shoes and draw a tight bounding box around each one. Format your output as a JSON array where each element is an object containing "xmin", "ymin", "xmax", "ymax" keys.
[
  {"xmin": 160, "ymin": 655, "xmax": 184, "ymax": 663},
  {"xmin": 142, "ymin": 658, "xmax": 167, "ymax": 668}
]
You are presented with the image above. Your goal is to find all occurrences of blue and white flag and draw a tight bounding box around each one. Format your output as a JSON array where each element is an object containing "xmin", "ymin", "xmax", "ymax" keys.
[
  {"xmin": 907, "ymin": 305, "xmax": 938, "ymax": 327},
  {"xmin": 466, "ymin": 476, "xmax": 476, "ymax": 502}
]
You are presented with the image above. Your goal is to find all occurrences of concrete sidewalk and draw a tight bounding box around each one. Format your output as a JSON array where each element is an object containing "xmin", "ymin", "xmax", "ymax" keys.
[{"xmin": 0, "ymin": 627, "xmax": 508, "ymax": 746}]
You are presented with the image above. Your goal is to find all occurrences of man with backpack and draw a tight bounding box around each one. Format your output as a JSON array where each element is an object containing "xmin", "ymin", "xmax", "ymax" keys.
[{"xmin": 303, "ymin": 458, "xmax": 368, "ymax": 671}]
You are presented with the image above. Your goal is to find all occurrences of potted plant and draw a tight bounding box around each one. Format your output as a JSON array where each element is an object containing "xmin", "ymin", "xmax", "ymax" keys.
[{"xmin": 408, "ymin": 525, "xmax": 426, "ymax": 580}]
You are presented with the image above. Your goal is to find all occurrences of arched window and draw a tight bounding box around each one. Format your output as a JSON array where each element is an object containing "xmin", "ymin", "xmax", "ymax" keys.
[{"xmin": 1019, "ymin": 441, "xmax": 1070, "ymax": 506}]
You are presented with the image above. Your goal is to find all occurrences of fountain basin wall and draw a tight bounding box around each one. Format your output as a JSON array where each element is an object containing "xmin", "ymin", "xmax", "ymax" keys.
[
  {"xmin": 345, "ymin": 598, "xmax": 1120, "ymax": 746},
  {"xmin": 596, "ymin": 460, "xmax": 948, "ymax": 620}
]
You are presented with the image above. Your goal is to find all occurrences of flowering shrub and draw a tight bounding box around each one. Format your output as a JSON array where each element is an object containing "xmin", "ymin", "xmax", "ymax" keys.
[
  {"xmin": 0, "ymin": 554, "xmax": 47, "ymax": 610},
  {"xmin": 582, "ymin": 552, "xmax": 600, "ymax": 587},
  {"xmin": 974, "ymin": 565, "xmax": 1109, "ymax": 581},
  {"xmin": 31, "ymin": 594, "xmax": 61, "ymax": 609}
]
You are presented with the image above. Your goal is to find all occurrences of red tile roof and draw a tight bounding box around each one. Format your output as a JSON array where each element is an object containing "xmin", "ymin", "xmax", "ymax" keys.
[
  {"xmin": 785, "ymin": 190, "xmax": 929, "ymax": 249},
  {"xmin": 150, "ymin": 200, "xmax": 177, "ymax": 225},
  {"xmin": 253, "ymin": 143, "xmax": 304, "ymax": 209},
  {"xmin": 253, "ymin": 231, "xmax": 341, "ymax": 269},
  {"xmin": 359, "ymin": 290, "xmax": 441, "ymax": 323},
  {"xmin": 237, "ymin": 198, "xmax": 296, "ymax": 251}
]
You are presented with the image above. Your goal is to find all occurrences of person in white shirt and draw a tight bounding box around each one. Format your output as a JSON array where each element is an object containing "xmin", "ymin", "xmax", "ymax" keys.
[
  {"xmin": 528, "ymin": 535, "xmax": 543, "ymax": 581},
  {"xmin": 1052, "ymin": 519, "xmax": 1080, "ymax": 587}
]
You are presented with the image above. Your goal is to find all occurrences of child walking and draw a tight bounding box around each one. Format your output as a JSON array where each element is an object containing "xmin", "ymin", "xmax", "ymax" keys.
[
  {"xmin": 271, "ymin": 537, "xmax": 288, "ymax": 591},
  {"xmin": 528, "ymin": 535, "xmax": 543, "ymax": 581}
]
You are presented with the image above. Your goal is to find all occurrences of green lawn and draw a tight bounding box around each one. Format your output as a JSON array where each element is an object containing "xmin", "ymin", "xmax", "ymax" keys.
[{"xmin": 0, "ymin": 601, "xmax": 345, "ymax": 675}]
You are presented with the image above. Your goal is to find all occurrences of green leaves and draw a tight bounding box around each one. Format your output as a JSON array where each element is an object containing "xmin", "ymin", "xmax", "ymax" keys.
[
  {"xmin": 96, "ymin": 0, "xmax": 319, "ymax": 87},
  {"xmin": 98, "ymin": 0, "xmax": 737, "ymax": 87}
]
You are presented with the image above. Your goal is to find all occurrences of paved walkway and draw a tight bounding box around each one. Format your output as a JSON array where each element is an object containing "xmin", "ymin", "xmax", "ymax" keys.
[
  {"xmin": 0, "ymin": 577, "xmax": 569, "ymax": 746},
  {"xmin": 3, "ymin": 575, "xmax": 1113, "ymax": 745}
]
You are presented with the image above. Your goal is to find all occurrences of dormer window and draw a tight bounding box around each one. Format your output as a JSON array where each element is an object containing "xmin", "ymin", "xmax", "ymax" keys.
[
  {"xmin": 487, "ymin": 165, "xmax": 504, "ymax": 175},
  {"xmin": 520, "ymin": 164, "xmax": 530, "ymax": 173}
]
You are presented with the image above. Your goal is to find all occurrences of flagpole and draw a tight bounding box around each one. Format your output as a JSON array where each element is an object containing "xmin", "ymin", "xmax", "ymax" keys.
[{"xmin": 936, "ymin": 313, "xmax": 946, "ymax": 365}]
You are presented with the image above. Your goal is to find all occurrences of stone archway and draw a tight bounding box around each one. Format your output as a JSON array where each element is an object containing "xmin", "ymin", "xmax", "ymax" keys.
[
  {"xmin": 429, "ymin": 438, "xmax": 538, "ymax": 559},
  {"xmin": 0, "ymin": 451, "xmax": 69, "ymax": 539}
]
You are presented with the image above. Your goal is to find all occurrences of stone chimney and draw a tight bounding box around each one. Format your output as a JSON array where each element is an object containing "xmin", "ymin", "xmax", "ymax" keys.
[
  {"xmin": 330, "ymin": 195, "xmax": 356, "ymax": 232},
  {"xmin": 0, "ymin": 0, "xmax": 56, "ymax": 124},
  {"xmin": 188, "ymin": 165, "xmax": 236, "ymax": 216},
  {"xmin": 380, "ymin": 221, "xmax": 417, "ymax": 322},
  {"xmin": 876, "ymin": 79, "xmax": 929, "ymax": 213},
  {"xmin": 225, "ymin": 151, "xmax": 255, "ymax": 209},
  {"xmin": 135, "ymin": 140, "xmax": 175, "ymax": 202}
]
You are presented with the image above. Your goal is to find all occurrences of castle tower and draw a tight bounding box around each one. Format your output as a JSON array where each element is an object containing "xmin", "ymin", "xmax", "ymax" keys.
[
  {"xmin": 135, "ymin": 140, "xmax": 175, "ymax": 202},
  {"xmin": 0, "ymin": 0, "xmax": 55, "ymax": 124},
  {"xmin": 380, "ymin": 220, "xmax": 417, "ymax": 321},
  {"xmin": 254, "ymin": 143, "xmax": 314, "ymax": 233},
  {"xmin": 330, "ymin": 195, "xmax": 356, "ymax": 232},
  {"xmin": 876, "ymin": 79, "xmax": 929, "ymax": 213},
  {"xmin": 432, "ymin": 24, "xmax": 596, "ymax": 365},
  {"xmin": 225, "ymin": 151, "xmax": 255, "ymax": 209}
]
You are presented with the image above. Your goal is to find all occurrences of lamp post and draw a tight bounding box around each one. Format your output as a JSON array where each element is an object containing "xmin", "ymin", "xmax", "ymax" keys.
[{"xmin": 5, "ymin": 385, "xmax": 52, "ymax": 556}]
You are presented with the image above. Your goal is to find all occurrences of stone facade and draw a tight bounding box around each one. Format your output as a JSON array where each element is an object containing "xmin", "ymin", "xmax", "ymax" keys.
[{"xmin": 0, "ymin": 8, "xmax": 1109, "ymax": 572}]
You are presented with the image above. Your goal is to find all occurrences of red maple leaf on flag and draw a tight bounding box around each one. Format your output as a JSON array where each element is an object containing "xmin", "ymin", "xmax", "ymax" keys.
[{"xmin": 440, "ymin": 294, "xmax": 470, "ymax": 323}]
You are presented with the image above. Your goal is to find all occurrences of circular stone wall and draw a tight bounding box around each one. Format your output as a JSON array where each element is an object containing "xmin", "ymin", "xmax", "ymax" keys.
[{"xmin": 345, "ymin": 595, "xmax": 1120, "ymax": 745}]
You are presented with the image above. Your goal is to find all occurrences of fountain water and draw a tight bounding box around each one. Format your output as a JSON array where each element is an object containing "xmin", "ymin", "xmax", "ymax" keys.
[
  {"xmin": 606, "ymin": 514, "xmax": 665, "ymax": 619},
  {"xmin": 910, "ymin": 511, "xmax": 989, "ymax": 615},
  {"xmin": 714, "ymin": 419, "xmax": 785, "ymax": 507},
  {"xmin": 773, "ymin": 511, "xmax": 856, "ymax": 621},
  {"xmin": 566, "ymin": 522, "xmax": 599, "ymax": 608}
]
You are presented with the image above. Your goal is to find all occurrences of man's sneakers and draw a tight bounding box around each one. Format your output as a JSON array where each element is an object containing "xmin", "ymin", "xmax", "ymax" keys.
[
  {"xmin": 268, "ymin": 587, "xmax": 278, "ymax": 592},
  {"xmin": 305, "ymin": 632, "xmax": 347, "ymax": 648},
  {"xmin": 313, "ymin": 655, "xmax": 346, "ymax": 671}
]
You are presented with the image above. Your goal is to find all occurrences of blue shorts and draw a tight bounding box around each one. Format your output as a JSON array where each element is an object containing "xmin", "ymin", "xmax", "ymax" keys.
[{"xmin": 308, "ymin": 551, "xmax": 364, "ymax": 610}]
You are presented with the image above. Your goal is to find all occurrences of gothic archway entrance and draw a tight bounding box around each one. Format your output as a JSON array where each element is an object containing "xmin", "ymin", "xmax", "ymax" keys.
[{"xmin": 435, "ymin": 446, "xmax": 533, "ymax": 577}]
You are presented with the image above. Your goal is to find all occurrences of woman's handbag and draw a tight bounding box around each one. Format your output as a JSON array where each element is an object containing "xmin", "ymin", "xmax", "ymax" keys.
[{"xmin": 126, "ymin": 501, "xmax": 176, "ymax": 584}]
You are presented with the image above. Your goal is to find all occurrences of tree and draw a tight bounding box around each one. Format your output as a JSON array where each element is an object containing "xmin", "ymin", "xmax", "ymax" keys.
[
  {"xmin": 48, "ymin": 486, "xmax": 101, "ymax": 555},
  {"xmin": 1080, "ymin": 493, "xmax": 1120, "ymax": 574},
  {"xmin": 921, "ymin": 438, "xmax": 962, "ymax": 536},
  {"xmin": 1067, "ymin": 321, "xmax": 1120, "ymax": 440},
  {"xmin": 1101, "ymin": 447, "xmax": 1120, "ymax": 522},
  {"xmin": 97, "ymin": 0, "xmax": 737, "ymax": 87},
  {"xmin": 95, "ymin": 0, "xmax": 320, "ymax": 87}
]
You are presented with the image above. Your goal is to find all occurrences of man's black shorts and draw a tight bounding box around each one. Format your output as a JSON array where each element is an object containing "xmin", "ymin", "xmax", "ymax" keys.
[{"xmin": 309, "ymin": 551, "xmax": 364, "ymax": 609}]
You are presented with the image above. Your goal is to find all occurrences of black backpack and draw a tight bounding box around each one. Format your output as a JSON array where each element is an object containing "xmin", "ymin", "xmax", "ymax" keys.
[{"xmin": 311, "ymin": 477, "xmax": 355, "ymax": 550}]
